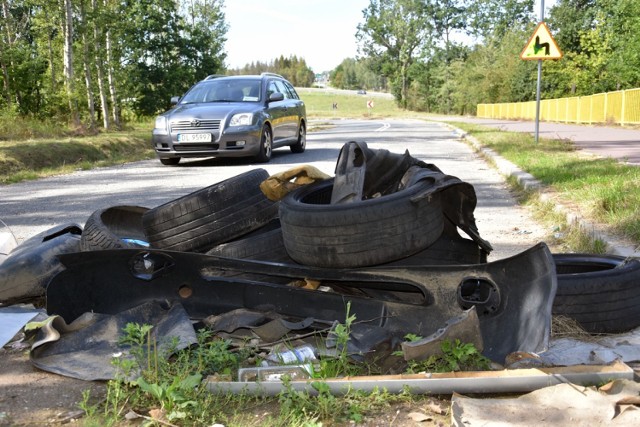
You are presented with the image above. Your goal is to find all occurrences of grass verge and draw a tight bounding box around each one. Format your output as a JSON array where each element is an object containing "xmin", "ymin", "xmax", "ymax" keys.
[
  {"xmin": 451, "ymin": 122, "xmax": 640, "ymax": 249},
  {"xmin": 0, "ymin": 121, "xmax": 155, "ymax": 184}
]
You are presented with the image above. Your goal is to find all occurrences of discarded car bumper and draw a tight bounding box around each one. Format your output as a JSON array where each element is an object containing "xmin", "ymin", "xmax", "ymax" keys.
[{"xmin": 46, "ymin": 242, "xmax": 557, "ymax": 364}]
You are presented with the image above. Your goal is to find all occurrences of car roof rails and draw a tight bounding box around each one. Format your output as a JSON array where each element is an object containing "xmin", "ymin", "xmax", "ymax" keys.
[
  {"xmin": 260, "ymin": 72, "xmax": 285, "ymax": 79},
  {"xmin": 204, "ymin": 74, "xmax": 225, "ymax": 80}
]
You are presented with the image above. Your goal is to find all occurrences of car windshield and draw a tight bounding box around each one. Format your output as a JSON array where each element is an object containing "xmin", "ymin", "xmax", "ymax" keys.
[{"xmin": 180, "ymin": 78, "xmax": 261, "ymax": 104}]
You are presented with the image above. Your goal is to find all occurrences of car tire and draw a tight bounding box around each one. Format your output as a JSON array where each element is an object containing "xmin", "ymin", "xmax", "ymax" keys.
[
  {"xmin": 142, "ymin": 169, "xmax": 278, "ymax": 253},
  {"xmin": 206, "ymin": 226, "xmax": 293, "ymax": 263},
  {"xmin": 552, "ymin": 253, "xmax": 640, "ymax": 333},
  {"xmin": 279, "ymin": 178, "xmax": 444, "ymax": 268},
  {"xmin": 255, "ymin": 125, "xmax": 273, "ymax": 163},
  {"xmin": 80, "ymin": 206, "xmax": 149, "ymax": 251},
  {"xmin": 290, "ymin": 122, "xmax": 306, "ymax": 154},
  {"xmin": 383, "ymin": 222, "xmax": 487, "ymax": 266},
  {"xmin": 160, "ymin": 157, "xmax": 180, "ymax": 166}
]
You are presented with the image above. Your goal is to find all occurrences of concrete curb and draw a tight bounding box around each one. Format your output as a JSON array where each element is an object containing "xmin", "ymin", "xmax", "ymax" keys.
[{"xmin": 447, "ymin": 125, "xmax": 640, "ymax": 258}]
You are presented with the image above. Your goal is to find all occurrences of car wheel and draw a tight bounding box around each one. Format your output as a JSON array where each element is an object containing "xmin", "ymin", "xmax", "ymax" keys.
[
  {"xmin": 255, "ymin": 125, "xmax": 272, "ymax": 163},
  {"xmin": 160, "ymin": 157, "xmax": 180, "ymax": 166},
  {"xmin": 552, "ymin": 253, "xmax": 640, "ymax": 333},
  {"xmin": 279, "ymin": 178, "xmax": 444, "ymax": 268},
  {"xmin": 142, "ymin": 169, "xmax": 278, "ymax": 253},
  {"xmin": 290, "ymin": 122, "xmax": 306, "ymax": 154},
  {"xmin": 80, "ymin": 206, "xmax": 149, "ymax": 251}
]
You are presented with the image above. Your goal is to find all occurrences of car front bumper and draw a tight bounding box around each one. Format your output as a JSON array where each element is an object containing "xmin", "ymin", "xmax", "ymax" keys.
[{"xmin": 152, "ymin": 126, "xmax": 262, "ymax": 159}]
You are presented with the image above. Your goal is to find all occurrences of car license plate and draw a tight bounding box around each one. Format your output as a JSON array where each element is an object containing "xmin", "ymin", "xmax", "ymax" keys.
[{"xmin": 177, "ymin": 133, "xmax": 211, "ymax": 143}]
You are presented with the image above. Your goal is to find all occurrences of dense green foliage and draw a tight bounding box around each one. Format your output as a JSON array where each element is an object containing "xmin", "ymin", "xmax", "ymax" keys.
[
  {"xmin": 345, "ymin": 0, "xmax": 640, "ymax": 114},
  {"xmin": 0, "ymin": 0, "xmax": 227, "ymax": 126},
  {"xmin": 2, "ymin": 0, "xmax": 639, "ymax": 125},
  {"xmin": 227, "ymin": 55, "xmax": 315, "ymax": 87}
]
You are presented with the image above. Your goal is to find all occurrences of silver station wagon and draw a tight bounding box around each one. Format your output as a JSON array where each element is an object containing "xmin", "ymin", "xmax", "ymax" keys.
[{"xmin": 152, "ymin": 73, "xmax": 307, "ymax": 165}]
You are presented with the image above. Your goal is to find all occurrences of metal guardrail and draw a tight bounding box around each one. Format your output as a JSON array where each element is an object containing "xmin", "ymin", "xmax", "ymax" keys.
[{"xmin": 477, "ymin": 88, "xmax": 640, "ymax": 125}]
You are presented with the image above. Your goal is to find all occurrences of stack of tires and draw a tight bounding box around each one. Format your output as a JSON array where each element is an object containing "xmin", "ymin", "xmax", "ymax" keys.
[
  {"xmin": 77, "ymin": 165, "xmax": 640, "ymax": 336},
  {"xmin": 3, "ymin": 154, "xmax": 640, "ymax": 337}
]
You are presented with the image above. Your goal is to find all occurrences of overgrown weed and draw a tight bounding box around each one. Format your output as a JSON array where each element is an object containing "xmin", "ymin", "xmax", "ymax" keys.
[{"xmin": 79, "ymin": 304, "xmax": 472, "ymax": 426}]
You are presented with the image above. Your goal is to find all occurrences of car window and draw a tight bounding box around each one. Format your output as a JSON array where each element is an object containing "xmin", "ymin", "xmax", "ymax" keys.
[
  {"xmin": 267, "ymin": 81, "xmax": 280, "ymax": 99},
  {"xmin": 180, "ymin": 83, "xmax": 210, "ymax": 103},
  {"xmin": 271, "ymin": 80, "xmax": 298, "ymax": 100},
  {"xmin": 282, "ymin": 81, "xmax": 299, "ymax": 100},
  {"xmin": 181, "ymin": 79, "xmax": 261, "ymax": 103},
  {"xmin": 245, "ymin": 81, "xmax": 261, "ymax": 101}
]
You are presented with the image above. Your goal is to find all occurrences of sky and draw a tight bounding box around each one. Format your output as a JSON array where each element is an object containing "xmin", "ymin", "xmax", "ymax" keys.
[
  {"xmin": 223, "ymin": 0, "xmax": 557, "ymax": 74},
  {"xmin": 223, "ymin": 0, "xmax": 370, "ymax": 73}
]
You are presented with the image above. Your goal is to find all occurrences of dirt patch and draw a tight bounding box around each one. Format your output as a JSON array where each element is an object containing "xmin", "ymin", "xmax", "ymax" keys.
[{"xmin": 0, "ymin": 347, "xmax": 106, "ymax": 426}]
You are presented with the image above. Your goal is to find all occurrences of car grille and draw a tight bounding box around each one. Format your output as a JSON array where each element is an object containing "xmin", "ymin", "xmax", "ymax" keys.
[
  {"xmin": 173, "ymin": 144, "xmax": 220, "ymax": 152},
  {"xmin": 170, "ymin": 119, "xmax": 221, "ymax": 131}
]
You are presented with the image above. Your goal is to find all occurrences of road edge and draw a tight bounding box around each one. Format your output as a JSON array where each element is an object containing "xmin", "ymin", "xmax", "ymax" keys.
[{"xmin": 444, "ymin": 124, "xmax": 640, "ymax": 258}]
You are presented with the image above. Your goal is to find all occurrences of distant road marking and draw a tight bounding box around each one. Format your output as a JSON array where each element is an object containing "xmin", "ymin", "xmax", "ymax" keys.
[{"xmin": 375, "ymin": 122, "xmax": 390, "ymax": 132}]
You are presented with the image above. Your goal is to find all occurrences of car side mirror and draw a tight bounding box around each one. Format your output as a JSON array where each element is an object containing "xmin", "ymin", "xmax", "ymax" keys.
[
  {"xmin": 170, "ymin": 96, "xmax": 180, "ymax": 105},
  {"xmin": 268, "ymin": 92, "xmax": 284, "ymax": 102}
]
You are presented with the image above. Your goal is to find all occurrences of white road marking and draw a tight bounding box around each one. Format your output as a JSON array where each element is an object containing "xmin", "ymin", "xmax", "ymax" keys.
[{"xmin": 374, "ymin": 122, "xmax": 390, "ymax": 132}]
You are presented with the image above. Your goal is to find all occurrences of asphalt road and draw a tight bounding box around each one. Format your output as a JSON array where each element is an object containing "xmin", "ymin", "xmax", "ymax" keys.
[{"xmin": 0, "ymin": 119, "xmax": 550, "ymax": 261}]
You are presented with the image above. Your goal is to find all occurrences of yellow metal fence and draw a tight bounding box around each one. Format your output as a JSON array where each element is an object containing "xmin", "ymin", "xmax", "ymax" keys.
[{"xmin": 477, "ymin": 88, "xmax": 640, "ymax": 125}]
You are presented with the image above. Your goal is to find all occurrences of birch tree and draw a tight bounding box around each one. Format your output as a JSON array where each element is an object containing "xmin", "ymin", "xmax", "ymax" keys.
[{"xmin": 356, "ymin": 0, "xmax": 431, "ymax": 108}]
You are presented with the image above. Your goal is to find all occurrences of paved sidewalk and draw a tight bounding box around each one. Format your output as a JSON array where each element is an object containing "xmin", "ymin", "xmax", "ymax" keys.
[{"xmin": 434, "ymin": 116, "xmax": 640, "ymax": 165}]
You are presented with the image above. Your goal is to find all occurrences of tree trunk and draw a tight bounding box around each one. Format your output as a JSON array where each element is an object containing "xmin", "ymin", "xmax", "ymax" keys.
[
  {"xmin": 48, "ymin": 29, "xmax": 55, "ymax": 91},
  {"xmin": 63, "ymin": 0, "xmax": 80, "ymax": 127},
  {"xmin": 92, "ymin": 0, "xmax": 110, "ymax": 129},
  {"xmin": 104, "ymin": 0, "xmax": 120, "ymax": 129},
  {"xmin": 0, "ymin": 43, "xmax": 10, "ymax": 105},
  {"xmin": 1, "ymin": 0, "xmax": 22, "ymax": 107},
  {"xmin": 80, "ymin": 1, "xmax": 96, "ymax": 129}
]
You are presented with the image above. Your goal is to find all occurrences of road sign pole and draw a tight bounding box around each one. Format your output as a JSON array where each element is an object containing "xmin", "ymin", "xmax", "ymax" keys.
[
  {"xmin": 535, "ymin": 59, "xmax": 541, "ymax": 144},
  {"xmin": 534, "ymin": 0, "xmax": 545, "ymax": 144}
]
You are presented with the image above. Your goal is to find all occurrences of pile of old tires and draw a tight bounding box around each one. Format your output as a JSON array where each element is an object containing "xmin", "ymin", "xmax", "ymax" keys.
[{"xmin": 2, "ymin": 143, "xmax": 640, "ymax": 336}]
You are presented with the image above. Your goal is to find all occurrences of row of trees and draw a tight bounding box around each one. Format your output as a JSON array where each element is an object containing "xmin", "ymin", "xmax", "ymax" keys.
[
  {"xmin": 3, "ymin": 0, "xmax": 638, "ymax": 125},
  {"xmin": 0, "ymin": 0, "xmax": 226, "ymax": 128},
  {"xmin": 340, "ymin": 0, "xmax": 640, "ymax": 114},
  {"xmin": 227, "ymin": 55, "xmax": 315, "ymax": 87}
]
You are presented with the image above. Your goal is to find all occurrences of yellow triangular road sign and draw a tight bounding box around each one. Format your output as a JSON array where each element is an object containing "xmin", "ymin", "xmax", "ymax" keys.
[{"xmin": 520, "ymin": 22, "xmax": 562, "ymax": 60}]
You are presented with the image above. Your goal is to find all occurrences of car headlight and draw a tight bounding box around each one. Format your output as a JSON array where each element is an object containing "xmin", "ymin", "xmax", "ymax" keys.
[
  {"xmin": 154, "ymin": 116, "xmax": 168, "ymax": 130},
  {"xmin": 229, "ymin": 113, "xmax": 253, "ymax": 127}
]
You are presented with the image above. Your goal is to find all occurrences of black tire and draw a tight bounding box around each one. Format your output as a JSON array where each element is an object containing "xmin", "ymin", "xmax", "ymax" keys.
[
  {"xmin": 552, "ymin": 253, "xmax": 640, "ymax": 333},
  {"xmin": 384, "ymin": 230, "xmax": 486, "ymax": 266},
  {"xmin": 160, "ymin": 157, "xmax": 180, "ymax": 166},
  {"xmin": 206, "ymin": 226, "xmax": 293, "ymax": 263},
  {"xmin": 255, "ymin": 125, "xmax": 272, "ymax": 163},
  {"xmin": 142, "ymin": 169, "xmax": 278, "ymax": 252},
  {"xmin": 279, "ymin": 178, "xmax": 444, "ymax": 268},
  {"xmin": 290, "ymin": 121, "xmax": 306, "ymax": 154},
  {"xmin": 80, "ymin": 205, "xmax": 149, "ymax": 251}
]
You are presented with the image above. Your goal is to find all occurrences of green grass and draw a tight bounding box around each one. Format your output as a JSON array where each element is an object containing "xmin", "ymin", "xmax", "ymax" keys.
[
  {"xmin": 78, "ymin": 312, "xmax": 454, "ymax": 426},
  {"xmin": 298, "ymin": 88, "xmax": 409, "ymax": 119},
  {"xmin": 452, "ymin": 122, "xmax": 640, "ymax": 245},
  {"xmin": 0, "ymin": 121, "xmax": 155, "ymax": 184}
]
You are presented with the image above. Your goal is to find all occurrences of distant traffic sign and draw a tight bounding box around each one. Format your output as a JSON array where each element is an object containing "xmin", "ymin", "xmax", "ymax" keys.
[
  {"xmin": 520, "ymin": 22, "xmax": 562, "ymax": 60},
  {"xmin": 367, "ymin": 100, "xmax": 374, "ymax": 108}
]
